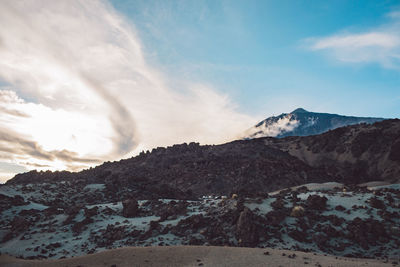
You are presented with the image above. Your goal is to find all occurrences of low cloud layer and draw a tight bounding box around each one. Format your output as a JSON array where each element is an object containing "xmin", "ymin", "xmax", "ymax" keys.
[
  {"xmin": 306, "ymin": 11, "xmax": 400, "ymax": 69},
  {"xmin": 243, "ymin": 115, "xmax": 300, "ymax": 139},
  {"xmin": 0, "ymin": 0, "xmax": 254, "ymax": 181}
]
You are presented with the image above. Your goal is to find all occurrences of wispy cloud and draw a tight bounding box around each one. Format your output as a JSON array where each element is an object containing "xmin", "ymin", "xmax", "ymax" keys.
[
  {"xmin": 312, "ymin": 33, "xmax": 400, "ymax": 49},
  {"xmin": 306, "ymin": 11, "xmax": 400, "ymax": 69},
  {"xmin": 0, "ymin": 0, "xmax": 254, "ymax": 180}
]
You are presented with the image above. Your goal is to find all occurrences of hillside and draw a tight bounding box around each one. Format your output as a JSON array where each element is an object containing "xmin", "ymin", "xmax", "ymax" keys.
[
  {"xmin": 267, "ymin": 119, "xmax": 400, "ymax": 184},
  {"xmin": 6, "ymin": 119, "xmax": 400, "ymax": 201}
]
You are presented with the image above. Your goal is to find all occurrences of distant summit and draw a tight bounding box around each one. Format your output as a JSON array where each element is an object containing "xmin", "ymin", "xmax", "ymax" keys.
[
  {"xmin": 291, "ymin": 108, "xmax": 308, "ymax": 113},
  {"xmin": 244, "ymin": 108, "xmax": 385, "ymax": 139}
]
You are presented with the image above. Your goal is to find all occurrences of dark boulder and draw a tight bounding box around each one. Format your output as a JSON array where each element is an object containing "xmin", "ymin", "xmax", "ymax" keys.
[
  {"xmin": 157, "ymin": 201, "xmax": 188, "ymax": 221},
  {"xmin": 306, "ymin": 195, "xmax": 328, "ymax": 211},
  {"xmin": 271, "ymin": 198, "xmax": 286, "ymax": 210},
  {"xmin": 84, "ymin": 206, "xmax": 99, "ymax": 218},
  {"xmin": 334, "ymin": 205, "xmax": 346, "ymax": 211},
  {"xmin": 122, "ymin": 198, "xmax": 139, "ymax": 218},
  {"xmin": 235, "ymin": 208, "xmax": 259, "ymax": 246},
  {"xmin": 369, "ymin": 197, "xmax": 385, "ymax": 209}
]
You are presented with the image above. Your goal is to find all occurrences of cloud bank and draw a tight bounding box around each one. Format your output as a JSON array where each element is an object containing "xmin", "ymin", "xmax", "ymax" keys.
[
  {"xmin": 0, "ymin": 0, "xmax": 254, "ymax": 181},
  {"xmin": 243, "ymin": 115, "xmax": 300, "ymax": 139},
  {"xmin": 306, "ymin": 11, "xmax": 400, "ymax": 69}
]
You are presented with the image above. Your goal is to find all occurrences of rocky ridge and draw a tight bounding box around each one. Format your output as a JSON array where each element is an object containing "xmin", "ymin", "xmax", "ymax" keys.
[{"xmin": 6, "ymin": 119, "xmax": 400, "ymax": 199}]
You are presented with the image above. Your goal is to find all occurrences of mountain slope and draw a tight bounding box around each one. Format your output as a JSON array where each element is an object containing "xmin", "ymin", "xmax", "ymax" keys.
[
  {"xmin": 6, "ymin": 119, "xmax": 400, "ymax": 201},
  {"xmin": 266, "ymin": 119, "xmax": 400, "ymax": 184},
  {"xmin": 7, "ymin": 140, "xmax": 332, "ymax": 200},
  {"xmin": 244, "ymin": 108, "xmax": 384, "ymax": 139}
]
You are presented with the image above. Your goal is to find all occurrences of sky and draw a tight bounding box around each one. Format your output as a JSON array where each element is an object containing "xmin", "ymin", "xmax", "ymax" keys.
[{"xmin": 0, "ymin": 0, "xmax": 399, "ymax": 182}]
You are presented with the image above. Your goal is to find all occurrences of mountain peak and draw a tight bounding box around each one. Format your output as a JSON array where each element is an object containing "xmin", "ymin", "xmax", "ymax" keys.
[
  {"xmin": 291, "ymin": 108, "xmax": 308, "ymax": 114},
  {"xmin": 244, "ymin": 108, "xmax": 384, "ymax": 139}
]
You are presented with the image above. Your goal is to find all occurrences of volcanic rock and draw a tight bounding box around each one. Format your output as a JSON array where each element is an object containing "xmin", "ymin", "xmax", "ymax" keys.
[{"xmin": 122, "ymin": 198, "xmax": 139, "ymax": 218}]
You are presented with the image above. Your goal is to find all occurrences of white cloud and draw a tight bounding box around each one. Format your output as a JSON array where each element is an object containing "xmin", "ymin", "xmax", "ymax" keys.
[
  {"xmin": 312, "ymin": 33, "xmax": 400, "ymax": 49},
  {"xmin": 0, "ymin": 0, "xmax": 254, "ymax": 180},
  {"xmin": 307, "ymin": 11, "xmax": 400, "ymax": 69},
  {"xmin": 243, "ymin": 114, "xmax": 300, "ymax": 139}
]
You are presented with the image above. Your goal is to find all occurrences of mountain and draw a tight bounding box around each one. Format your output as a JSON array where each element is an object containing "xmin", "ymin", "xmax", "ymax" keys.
[
  {"xmin": 243, "ymin": 108, "xmax": 384, "ymax": 139},
  {"xmin": 6, "ymin": 119, "xmax": 400, "ymax": 199}
]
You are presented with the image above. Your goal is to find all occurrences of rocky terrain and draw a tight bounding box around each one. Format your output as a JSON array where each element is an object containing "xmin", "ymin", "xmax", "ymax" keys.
[
  {"xmin": 0, "ymin": 181, "xmax": 399, "ymax": 261},
  {"xmin": 6, "ymin": 119, "xmax": 400, "ymax": 199},
  {"xmin": 243, "ymin": 108, "xmax": 384, "ymax": 139},
  {"xmin": 6, "ymin": 140, "xmax": 332, "ymax": 200},
  {"xmin": 267, "ymin": 119, "xmax": 400, "ymax": 184},
  {"xmin": 1, "ymin": 119, "xmax": 400, "ymax": 262}
]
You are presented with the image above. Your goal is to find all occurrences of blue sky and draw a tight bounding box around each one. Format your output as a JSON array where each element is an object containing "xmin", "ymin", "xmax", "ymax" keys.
[{"xmin": 112, "ymin": 0, "xmax": 400, "ymax": 118}]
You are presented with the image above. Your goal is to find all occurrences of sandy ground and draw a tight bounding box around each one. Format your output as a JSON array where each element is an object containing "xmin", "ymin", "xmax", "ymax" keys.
[{"xmin": 0, "ymin": 246, "xmax": 397, "ymax": 267}]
